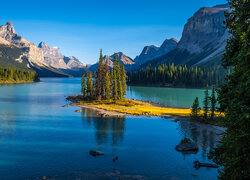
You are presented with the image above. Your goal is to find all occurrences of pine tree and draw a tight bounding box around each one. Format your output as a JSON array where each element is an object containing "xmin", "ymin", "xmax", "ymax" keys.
[
  {"xmin": 96, "ymin": 49, "xmax": 104, "ymax": 100},
  {"xmin": 210, "ymin": 85, "xmax": 216, "ymax": 119},
  {"xmin": 120, "ymin": 65, "xmax": 127, "ymax": 97},
  {"xmin": 209, "ymin": 1, "xmax": 250, "ymax": 179},
  {"xmin": 87, "ymin": 72, "xmax": 93, "ymax": 97},
  {"xmin": 112, "ymin": 56, "xmax": 118, "ymax": 101},
  {"xmin": 203, "ymin": 85, "xmax": 210, "ymax": 120},
  {"xmin": 190, "ymin": 97, "xmax": 201, "ymax": 120},
  {"xmin": 81, "ymin": 72, "xmax": 86, "ymax": 96},
  {"xmin": 114, "ymin": 55, "xmax": 123, "ymax": 99},
  {"xmin": 104, "ymin": 72, "xmax": 111, "ymax": 100}
]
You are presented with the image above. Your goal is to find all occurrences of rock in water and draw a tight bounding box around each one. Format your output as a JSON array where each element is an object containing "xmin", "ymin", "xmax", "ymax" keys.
[
  {"xmin": 175, "ymin": 138, "xmax": 198, "ymax": 151},
  {"xmin": 89, "ymin": 150, "xmax": 104, "ymax": 157}
]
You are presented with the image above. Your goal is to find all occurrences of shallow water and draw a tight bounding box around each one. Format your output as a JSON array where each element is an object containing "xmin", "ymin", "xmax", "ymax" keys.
[{"xmin": 0, "ymin": 78, "xmax": 220, "ymax": 180}]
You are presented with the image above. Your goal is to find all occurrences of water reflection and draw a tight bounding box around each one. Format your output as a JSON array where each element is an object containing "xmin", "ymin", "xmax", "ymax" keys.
[
  {"xmin": 177, "ymin": 120, "xmax": 217, "ymax": 158},
  {"xmin": 81, "ymin": 108, "xmax": 125, "ymax": 148}
]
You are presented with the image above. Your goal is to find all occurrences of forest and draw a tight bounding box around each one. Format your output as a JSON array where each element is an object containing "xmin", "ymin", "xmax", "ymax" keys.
[
  {"xmin": 0, "ymin": 66, "xmax": 39, "ymax": 83},
  {"xmin": 127, "ymin": 63, "xmax": 231, "ymax": 88}
]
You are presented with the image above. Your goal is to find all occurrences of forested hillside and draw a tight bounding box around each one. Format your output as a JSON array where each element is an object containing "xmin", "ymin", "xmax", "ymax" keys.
[
  {"xmin": 0, "ymin": 65, "xmax": 38, "ymax": 83},
  {"xmin": 128, "ymin": 63, "xmax": 231, "ymax": 88}
]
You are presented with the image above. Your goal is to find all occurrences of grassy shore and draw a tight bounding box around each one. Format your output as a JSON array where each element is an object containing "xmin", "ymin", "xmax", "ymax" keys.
[
  {"xmin": 0, "ymin": 80, "xmax": 37, "ymax": 84},
  {"xmin": 67, "ymin": 95, "xmax": 224, "ymax": 126}
]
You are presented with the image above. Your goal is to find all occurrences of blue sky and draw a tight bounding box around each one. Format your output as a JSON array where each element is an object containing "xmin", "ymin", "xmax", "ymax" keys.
[{"xmin": 0, "ymin": 0, "xmax": 227, "ymax": 64}]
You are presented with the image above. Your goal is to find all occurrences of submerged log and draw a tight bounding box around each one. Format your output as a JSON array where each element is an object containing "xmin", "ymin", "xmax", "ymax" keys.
[
  {"xmin": 194, "ymin": 160, "xmax": 218, "ymax": 169},
  {"xmin": 89, "ymin": 150, "xmax": 104, "ymax": 157}
]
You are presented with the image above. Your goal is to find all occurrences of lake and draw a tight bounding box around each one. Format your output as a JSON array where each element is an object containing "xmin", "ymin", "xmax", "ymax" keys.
[{"xmin": 0, "ymin": 78, "xmax": 222, "ymax": 180}]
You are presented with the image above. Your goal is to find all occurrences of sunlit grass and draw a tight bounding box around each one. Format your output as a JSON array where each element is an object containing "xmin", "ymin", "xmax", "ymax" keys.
[{"xmin": 72, "ymin": 97, "xmax": 223, "ymax": 118}]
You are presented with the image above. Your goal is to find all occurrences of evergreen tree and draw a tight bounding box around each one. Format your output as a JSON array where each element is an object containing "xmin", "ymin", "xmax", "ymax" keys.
[
  {"xmin": 121, "ymin": 65, "xmax": 127, "ymax": 96},
  {"xmin": 209, "ymin": 0, "xmax": 250, "ymax": 179},
  {"xmin": 210, "ymin": 85, "xmax": 216, "ymax": 119},
  {"xmin": 203, "ymin": 85, "xmax": 210, "ymax": 120},
  {"xmin": 112, "ymin": 56, "xmax": 118, "ymax": 100},
  {"xmin": 87, "ymin": 72, "xmax": 93, "ymax": 96},
  {"xmin": 190, "ymin": 97, "xmax": 201, "ymax": 120},
  {"xmin": 104, "ymin": 72, "xmax": 111, "ymax": 100},
  {"xmin": 81, "ymin": 72, "xmax": 86, "ymax": 96},
  {"xmin": 95, "ymin": 49, "xmax": 104, "ymax": 100}
]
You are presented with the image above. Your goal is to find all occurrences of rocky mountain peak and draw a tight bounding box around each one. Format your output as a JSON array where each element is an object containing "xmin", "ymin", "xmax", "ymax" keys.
[
  {"xmin": 177, "ymin": 4, "xmax": 229, "ymax": 54},
  {"xmin": 134, "ymin": 38, "xmax": 178, "ymax": 67},
  {"xmin": 0, "ymin": 21, "xmax": 46, "ymax": 66},
  {"xmin": 39, "ymin": 41, "xmax": 85, "ymax": 69},
  {"xmin": 110, "ymin": 52, "xmax": 134, "ymax": 65},
  {"xmin": 5, "ymin": 21, "xmax": 15, "ymax": 34}
]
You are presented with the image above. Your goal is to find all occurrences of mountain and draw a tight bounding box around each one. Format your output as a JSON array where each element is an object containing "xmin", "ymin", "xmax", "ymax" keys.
[
  {"xmin": 134, "ymin": 38, "xmax": 178, "ymax": 68},
  {"xmin": 141, "ymin": 4, "xmax": 230, "ymax": 68},
  {"xmin": 38, "ymin": 42, "xmax": 86, "ymax": 76},
  {"xmin": 0, "ymin": 22, "xmax": 69, "ymax": 77},
  {"xmin": 38, "ymin": 42, "xmax": 86, "ymax": 69},
  {"xmin": 38, "ymin": 42, "xmax": 68, "ymax": 69},
  {"xmin": 89, "ymin": 52, "xmax": 135, "ymax": 72}
]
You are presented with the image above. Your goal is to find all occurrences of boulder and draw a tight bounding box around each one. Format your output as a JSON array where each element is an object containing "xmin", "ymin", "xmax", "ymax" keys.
[
  {"xmin": 175, "ymin": 138, "xmax": 198, "ymax": 151},
  {"xmin": 89, "ymin": 150, "xmax": 104, "ymax": 157}
]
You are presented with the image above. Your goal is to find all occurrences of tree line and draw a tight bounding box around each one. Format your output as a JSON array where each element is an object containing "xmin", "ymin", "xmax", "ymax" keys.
[
  {"xmin": 0, "ymin": 66, "xmax": 38, "ymax": 83},
  {"xmin": 81, "ymin": 50, "xmax": 127, "ymax": 101},
  {"xmin": 127, "ymin": 63, "xmax": 231, "ymax": 88}
]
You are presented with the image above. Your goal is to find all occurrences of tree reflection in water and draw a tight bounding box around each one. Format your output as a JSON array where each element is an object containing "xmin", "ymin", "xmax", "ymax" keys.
[
  {"xmin": 81, "ymin": 108, "xmax": 125, "ymax": 148},
  {"xmin": 177, "ymin": 120, "xmax": 218, "ymax": 158}
]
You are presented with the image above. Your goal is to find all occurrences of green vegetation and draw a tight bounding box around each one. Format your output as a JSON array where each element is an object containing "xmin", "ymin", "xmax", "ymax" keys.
[
  {"xmin": 208, "ymin": 0, "xmax": 250, "ymax": 179},
  {"xmin": 128, "ymin": 63, "xmax": 231, "ymax": 88},
  {"xmin": 190, "ymin": 97, "xmax": 201, "ymax": 121},
  {"xmin": 81, "ymin": 50, "xmax": 127, "ymax": 101},
  {"xmin": 190, "ymin": 87, "xmax": 224, "ymax": 126},
  {"xmin": 203, "ymin": 85, "xmax": 210, "ymax": 120},
  {"xmin": 0, "ymin": 65, "xmax": 38, "ymax": 83}
]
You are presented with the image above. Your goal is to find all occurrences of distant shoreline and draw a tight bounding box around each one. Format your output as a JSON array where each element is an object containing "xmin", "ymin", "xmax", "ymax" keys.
[{"xmin": 127, "ymin": 83, "xmax": 213, "ymax": 89}]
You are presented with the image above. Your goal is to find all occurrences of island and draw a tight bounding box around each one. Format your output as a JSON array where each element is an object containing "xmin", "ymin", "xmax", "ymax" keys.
[{"xmin": 66, "ymin": 51, "xmax": 223, "ymax": 127}]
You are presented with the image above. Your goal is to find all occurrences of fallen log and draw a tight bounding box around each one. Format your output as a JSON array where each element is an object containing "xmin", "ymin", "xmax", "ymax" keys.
[{"xmin": 194, "ymin": 160, "xmax": 218, "ymax": 169}]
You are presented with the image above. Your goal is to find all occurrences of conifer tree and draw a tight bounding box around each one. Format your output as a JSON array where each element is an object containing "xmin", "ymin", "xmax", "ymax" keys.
[
  {"xmin": 81, "ymin": 72, "xmax": 86, "ymax": 96},
  {"xmin": 96, "ymin": 49, "xmax": 104, "ymax": 100},
  {"xmin": 190, "ymin": 97, "xmax": 201, "ymax": 120},
  {"xmin": 203, "ymin": 85, "xmax": 210, "ymax": 120},
  {"xmin": 209, "ymin": 1, "xmax": 250, "ymax": 178},
  {"xmin": 104, "ymin": 72, "xmax": 111, "ymax": 100},
  {"xmin": 120, "ymin": 65, "xmax": 127, "ymax": 97},
  {"xmin": 112, "ymin": 56, "xmax": 118, "ymax": 101},
  {"xmin": 87, "ymin": 72, "xmax": 93, "ymax": 96},
  {"xmin": 210, "ymin": 85, "xmax": 216, "ymax": 119}
]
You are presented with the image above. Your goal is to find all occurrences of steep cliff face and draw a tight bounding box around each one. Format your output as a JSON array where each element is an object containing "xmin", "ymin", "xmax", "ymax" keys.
[
  {"xmin": 135, "ymin": 45, "xmax": 159, "ymax": 66},
  {"xmin": 134, "ymin": 38, "xmax": 178, "ymax": 67},
  {"xmin": 38, "ymin": 42, "xmax": 68, "ymax": 69},
  {"xmin": 178, "ymin": 5, "xmax": 228, "ymax": 54},
  {"xmin": 142, "ymin": 4, "xmax": 230, "ymax": 68},
  {"xmin": 39, "ymin": 42, "xmax": 86, "ymax": 70},
  {"xmin": 63, "ymin": 56, "xmax": 86, "ymax": 69},
  {"xmin": 0, "ymin": 22, "xmax": 46, "ymax": 66}
]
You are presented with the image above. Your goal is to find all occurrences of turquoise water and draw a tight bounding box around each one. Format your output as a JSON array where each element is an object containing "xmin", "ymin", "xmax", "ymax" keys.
[{"xmin": 0, "ymin": 78, "xmax": 220, "ymax": 180}]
